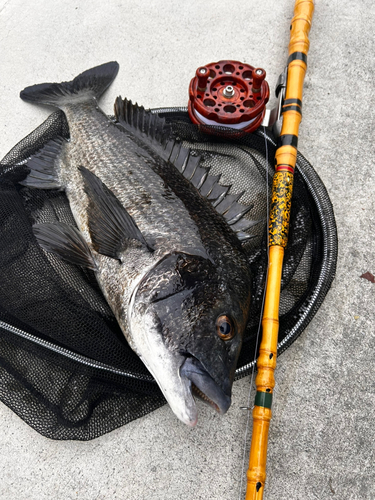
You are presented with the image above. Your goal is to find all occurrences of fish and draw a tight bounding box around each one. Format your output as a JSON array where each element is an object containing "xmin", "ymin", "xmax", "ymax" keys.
[{"xmin": 18, "ymin": 62, "xmax": 255, "ymax": 426}]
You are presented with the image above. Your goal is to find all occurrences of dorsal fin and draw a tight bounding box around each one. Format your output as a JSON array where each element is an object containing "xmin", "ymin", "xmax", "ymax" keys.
[
  {"xmin": 215, "ymin": 192, "xmax": 243, "ymax": 215},
  {"xmin": 199, "ymin": 174, "xmax": 221, "ymax": 198},
  {"xmin": 230, "ymin": 217, "xmax": 261, "ymax": 232},
  {"xmin": 114, "ymin": 97, "xmax": 171, "ymax": 161},
  {"xmin": 114, "ymin": 97, "xmax": 257, "ymax": 243}
]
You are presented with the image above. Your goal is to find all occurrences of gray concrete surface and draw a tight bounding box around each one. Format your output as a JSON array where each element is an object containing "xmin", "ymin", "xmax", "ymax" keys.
[{"xmin": 0, "ymin": 0, "xmax": 374, "ymax": 499}]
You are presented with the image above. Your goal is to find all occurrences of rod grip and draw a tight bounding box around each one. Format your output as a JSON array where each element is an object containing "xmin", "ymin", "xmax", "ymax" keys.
[{"xmin": 245, "ymin": 246, "xmax": 284, "ymax": 500}]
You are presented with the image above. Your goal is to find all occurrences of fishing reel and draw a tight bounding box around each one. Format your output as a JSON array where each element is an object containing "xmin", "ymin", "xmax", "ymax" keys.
[{"xmin": 188, "ymin": 60, "xmax": 270, "ymax": 133}]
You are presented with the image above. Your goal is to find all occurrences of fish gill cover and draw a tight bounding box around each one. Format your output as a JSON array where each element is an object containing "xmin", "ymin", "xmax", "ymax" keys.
[{"xmin": 0, "ymin": 64, "xmax": 337, "ymax": 440}]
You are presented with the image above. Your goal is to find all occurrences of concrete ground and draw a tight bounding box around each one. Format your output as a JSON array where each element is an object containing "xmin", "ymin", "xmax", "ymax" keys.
[{"xmin": 0, "ymin": 0, "xmax": 374, "ymax": 499}]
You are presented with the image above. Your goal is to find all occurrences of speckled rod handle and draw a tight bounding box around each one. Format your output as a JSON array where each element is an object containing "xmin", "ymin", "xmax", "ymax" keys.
[{"xmin": 245, "ymin": 1, "xmax": 314, "ymax": 499}]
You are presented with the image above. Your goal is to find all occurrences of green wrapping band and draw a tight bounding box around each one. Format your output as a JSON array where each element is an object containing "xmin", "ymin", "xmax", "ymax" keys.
[{"xmin": 254, "ymin": 391, "xmax": 273, "ymax": 409}]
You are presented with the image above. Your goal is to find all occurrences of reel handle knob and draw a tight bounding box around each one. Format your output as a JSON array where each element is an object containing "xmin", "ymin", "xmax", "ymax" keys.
[
  {"xmin": 196, "ymin": 66, "xmax": 210, "ymax": 91},
  {"xmin": 252, "ymin": 68, "xmax": 266, "ymax": 93}
]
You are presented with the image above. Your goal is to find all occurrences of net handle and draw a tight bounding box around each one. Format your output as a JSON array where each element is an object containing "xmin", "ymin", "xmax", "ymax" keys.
[{"xmin": 245, "ymin": 1, "xmax": 315, "ymax": 499}]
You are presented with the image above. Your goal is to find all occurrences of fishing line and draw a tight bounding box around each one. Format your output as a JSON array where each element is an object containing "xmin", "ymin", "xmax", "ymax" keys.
[{"xmin": 238, "ymin": 127, "xmax": 270, "ymax": 500}]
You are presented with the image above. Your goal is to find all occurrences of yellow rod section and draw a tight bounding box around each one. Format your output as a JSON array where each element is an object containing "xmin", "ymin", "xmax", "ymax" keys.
[{"xmin": 245, "ymin": 1, "xmax": 314, "ymax": 499}]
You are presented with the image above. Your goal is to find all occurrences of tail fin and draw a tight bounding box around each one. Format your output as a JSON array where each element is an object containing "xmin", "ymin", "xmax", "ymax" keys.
[{"xmin": 20, "ymin": 62, "xmax": 119, "ymax": 108}]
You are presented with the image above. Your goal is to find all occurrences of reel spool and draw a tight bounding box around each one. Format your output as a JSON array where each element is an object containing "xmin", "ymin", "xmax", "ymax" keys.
[{"xmin": 188, "ymin": 60, "xmax": 269, "ymax": 133}]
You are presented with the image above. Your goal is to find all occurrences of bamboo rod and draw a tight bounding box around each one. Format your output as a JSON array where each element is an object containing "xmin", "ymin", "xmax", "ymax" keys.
[{"xmin": 245, "ymin": 1, "xmax": 314, "ymax": 499}]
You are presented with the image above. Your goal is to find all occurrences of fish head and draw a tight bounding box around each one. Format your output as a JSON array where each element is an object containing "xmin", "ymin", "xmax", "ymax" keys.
[{"xmin": 129, "ymin": 251, "xmax": 252, "ymax": 426}]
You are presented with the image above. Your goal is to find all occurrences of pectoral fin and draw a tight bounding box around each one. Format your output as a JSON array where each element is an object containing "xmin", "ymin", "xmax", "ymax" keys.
[{"xmin": 79, "ymin": 166, "xmax": 153, "ymax": 258}]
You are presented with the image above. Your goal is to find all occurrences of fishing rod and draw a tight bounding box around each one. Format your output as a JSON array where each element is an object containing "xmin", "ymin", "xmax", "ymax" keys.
[
  {"xmin": 245, "ymin": 1, "xmax": 314, "ymax": 498},
  {"xmin": 186, "ymin": 4, "xmax": 314, "ymax": 495}
]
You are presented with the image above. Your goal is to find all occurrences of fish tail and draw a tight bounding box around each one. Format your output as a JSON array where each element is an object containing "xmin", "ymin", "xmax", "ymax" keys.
[{"xmin": 20, "ymin": 62, "xmax": 119, "ymax": 108}]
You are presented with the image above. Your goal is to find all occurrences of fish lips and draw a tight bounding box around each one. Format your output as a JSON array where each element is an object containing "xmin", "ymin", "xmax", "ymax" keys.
[{"xmin": 180, "ymin": 356, "xmax": 231, "ymax": 415}]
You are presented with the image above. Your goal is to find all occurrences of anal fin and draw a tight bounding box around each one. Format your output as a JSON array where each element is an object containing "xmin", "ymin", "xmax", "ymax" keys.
[
  {"xmin": 33, "ymin": 222, "xmax": 97, "ymax": 270},
  {"xmin": 20, "ymin": 136, "xmax": 65, "ymax": 189}
]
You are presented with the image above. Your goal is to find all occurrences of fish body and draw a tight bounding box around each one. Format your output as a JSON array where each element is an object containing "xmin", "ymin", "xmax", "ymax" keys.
[{"xmin": 20, "ymin": 62, "xmax": 253, "ymax": 426}]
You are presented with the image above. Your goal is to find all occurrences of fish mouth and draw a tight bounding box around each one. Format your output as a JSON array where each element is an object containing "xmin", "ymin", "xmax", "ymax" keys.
[{"xmin": 180, "ymin": 356, "xmax": 231, "ymax": 415}]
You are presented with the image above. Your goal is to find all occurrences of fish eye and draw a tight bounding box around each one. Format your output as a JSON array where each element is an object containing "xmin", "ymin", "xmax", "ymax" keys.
[{"xmin": 216, "ymin": 315, "xmax": 235, "ymax": 341}]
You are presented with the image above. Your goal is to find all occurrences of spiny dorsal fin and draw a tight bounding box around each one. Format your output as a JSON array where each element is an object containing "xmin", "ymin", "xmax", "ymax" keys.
[
  {"xmin": 215, "ymin": 192, "xmax": 244, "ymax": 215},
  {"xmin": 224, "ymin": 201, "xmax": 254, "ymax": 224},
  {"xmin": 229, "ymin": 218, "xmax": 261, "ymax": 232},
  {"xmin": 115, "ymin": 96, "xmax": 174, "ymax": 164},
  {"xmin": 114, "ymin": 97, "xmax": 257, "ymax": 244},
  {"xmin": 236, "ymin": 231, "xmax": 257, "ymax": 243},
  {"xmin": 115, "ymin": 97, "xmax": 208, "ymax": 190},
  {"xmin": 199, "ymin": 174, "xmax": 221, "ymax": 198},
  {"xmin": 191, "ymin": 166, "xmax": 208, "ymax": 190}
]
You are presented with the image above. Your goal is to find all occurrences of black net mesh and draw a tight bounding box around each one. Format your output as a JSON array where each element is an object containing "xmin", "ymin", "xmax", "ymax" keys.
[{"xmin": 0, "ymin": 109, "xmax": 337, "ymax": 440}]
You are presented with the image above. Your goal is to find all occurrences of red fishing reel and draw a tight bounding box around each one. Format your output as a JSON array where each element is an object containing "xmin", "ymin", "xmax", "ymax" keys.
[{"xmin": 188, "ymin": 60, "xmax": 269, "ymax": 133}]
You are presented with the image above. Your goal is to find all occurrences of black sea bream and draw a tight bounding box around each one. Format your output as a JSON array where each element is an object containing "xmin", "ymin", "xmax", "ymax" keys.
[{"xmin": 19, "ymin": 62, "xmax": 254, "ymax": 426}]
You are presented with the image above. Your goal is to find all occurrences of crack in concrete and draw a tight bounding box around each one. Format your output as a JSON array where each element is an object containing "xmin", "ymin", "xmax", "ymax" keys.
[{"xmin": 0, "ymin": 0, "xmax": 11, "ymax": 15}]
